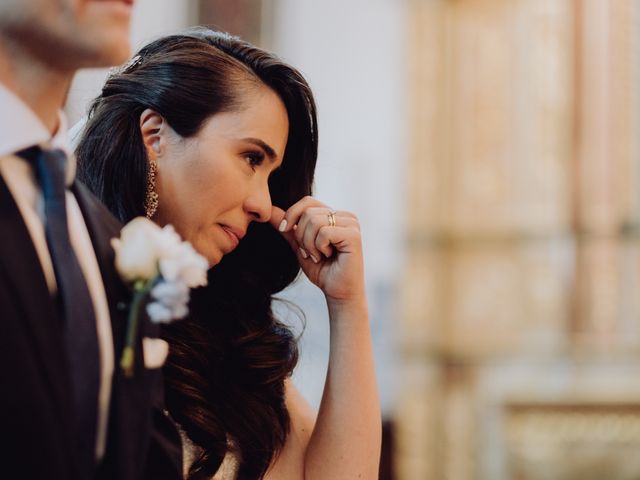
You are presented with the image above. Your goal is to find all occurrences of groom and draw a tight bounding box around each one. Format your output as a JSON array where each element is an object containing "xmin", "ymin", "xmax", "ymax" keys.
[{"xmin": 0, "ymin": 1, "xmax": 181, "ymax": 479}]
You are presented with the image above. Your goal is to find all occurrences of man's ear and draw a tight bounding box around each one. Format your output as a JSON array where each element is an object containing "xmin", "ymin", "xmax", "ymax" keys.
[{"xmin": 140, "ymin": 108, "xmax": 165, "ymax": 160}]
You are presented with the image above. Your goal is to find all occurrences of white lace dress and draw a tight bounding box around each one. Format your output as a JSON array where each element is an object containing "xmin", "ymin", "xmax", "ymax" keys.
[{"xmin": 179, "ymin": 427, "xmax": 239, "ymax": 480}]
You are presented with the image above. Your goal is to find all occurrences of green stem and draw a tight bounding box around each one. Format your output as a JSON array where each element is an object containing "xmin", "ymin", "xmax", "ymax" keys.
[{"xmin": 120, "ymin": 278, "xmax": 157, "ymax": 378}]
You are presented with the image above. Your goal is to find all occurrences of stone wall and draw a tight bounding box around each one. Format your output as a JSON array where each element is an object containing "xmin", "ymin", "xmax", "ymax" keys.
[{"xmin": 398, "ymin": 1, "xmax": 640, "ymax": 478}]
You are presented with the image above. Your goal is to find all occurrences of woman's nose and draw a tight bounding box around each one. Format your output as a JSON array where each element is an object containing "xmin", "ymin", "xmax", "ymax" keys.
[{"xmin": 245, "ymin": 179, "xmax": 272, "ymax": 223}]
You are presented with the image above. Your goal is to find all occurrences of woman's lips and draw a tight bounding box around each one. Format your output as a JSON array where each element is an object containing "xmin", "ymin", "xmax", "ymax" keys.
[{"xmin": 219, "ymin": 225, "xmax": 242, "ymax": 250}]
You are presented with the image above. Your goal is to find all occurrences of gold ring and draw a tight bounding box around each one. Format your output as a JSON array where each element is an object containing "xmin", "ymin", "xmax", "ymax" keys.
[{"xmin": 328, "ymin": 210, "xmax": 337, "ymax": 227}]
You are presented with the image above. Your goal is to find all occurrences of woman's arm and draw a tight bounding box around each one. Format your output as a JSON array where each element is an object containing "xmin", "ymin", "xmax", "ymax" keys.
[
  {"xmin": 305, "ymin": 296, "xmax": 380, "ymax": 479},
  {"xmin": 268, "ymin": 199, "xmax": 382, "ymax": 479}
]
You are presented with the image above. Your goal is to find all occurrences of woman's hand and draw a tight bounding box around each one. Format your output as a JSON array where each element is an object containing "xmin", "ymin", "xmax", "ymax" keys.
[{"xmin": 270, "ymin": 197, "xmax": 365, "ymax": 304}]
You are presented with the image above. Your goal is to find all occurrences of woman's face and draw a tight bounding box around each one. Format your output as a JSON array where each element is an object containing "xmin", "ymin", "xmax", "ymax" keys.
[{"xmin": 153, "ymin": 85, "xmax": 289, "ymax": 266}]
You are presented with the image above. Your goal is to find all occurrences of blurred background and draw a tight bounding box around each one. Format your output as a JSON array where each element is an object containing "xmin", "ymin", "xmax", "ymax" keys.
[{"xmin": 66, "ymin": 1, "xmax": 640, "ymax": 479}]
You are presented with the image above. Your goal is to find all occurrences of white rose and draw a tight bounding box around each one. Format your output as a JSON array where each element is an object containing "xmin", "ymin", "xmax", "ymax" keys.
[
  {"xmin": 157, "ymin": 229, "xmax": 209, "ymax": 288},
  {"xmin": 111, "ymin": 217, "xmax": 162, "ymax": 282},
  {"xmin": 179, "ymin": 244, "xmax": 209, "ymax": 287},
  {"xmin": 154, "ymin": 224, "xmax": 183, "ymax": 257}
]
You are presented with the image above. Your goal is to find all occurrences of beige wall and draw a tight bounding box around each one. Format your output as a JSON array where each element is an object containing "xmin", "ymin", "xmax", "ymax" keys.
[{"xmin": 397, "ymin": 0, "xmax": 640, "ymax": 479}]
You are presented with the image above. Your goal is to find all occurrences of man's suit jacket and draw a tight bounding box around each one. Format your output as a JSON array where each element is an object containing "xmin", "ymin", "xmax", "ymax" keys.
[{"xmin": 0, "ymin": 175, "xmax": 182, "ymax": 479}]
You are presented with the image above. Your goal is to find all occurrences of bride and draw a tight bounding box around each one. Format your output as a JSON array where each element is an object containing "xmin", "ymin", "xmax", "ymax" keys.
[{"xmin": 75, "ymin": 28, "xmax": 380, "ymax": 479}]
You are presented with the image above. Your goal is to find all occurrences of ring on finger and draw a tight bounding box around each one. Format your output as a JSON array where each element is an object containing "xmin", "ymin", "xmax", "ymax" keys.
[{"xmin": 327, "ymin": 210, "xmax": 337, "ymax": 227}]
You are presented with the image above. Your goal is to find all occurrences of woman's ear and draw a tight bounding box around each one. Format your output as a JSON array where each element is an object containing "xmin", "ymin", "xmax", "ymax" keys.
[{"xmin": 140, "ymin": 108, "xmax": 165, "ymax": 160}]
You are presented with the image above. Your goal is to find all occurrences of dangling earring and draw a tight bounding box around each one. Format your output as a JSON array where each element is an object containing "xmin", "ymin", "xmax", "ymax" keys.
[{"xmin": 145, "ymin": 160, "xmax": 159, "ymax": 218}]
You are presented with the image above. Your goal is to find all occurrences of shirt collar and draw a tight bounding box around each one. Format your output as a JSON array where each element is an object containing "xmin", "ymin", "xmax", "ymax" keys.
[{"xmin": 0, "ymin": 83, "xmax": 76, "ymax": 185}]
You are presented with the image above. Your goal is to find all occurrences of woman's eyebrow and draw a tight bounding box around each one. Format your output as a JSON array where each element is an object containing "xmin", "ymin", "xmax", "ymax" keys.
[{"xmin": 241, "ymin": 137, "xmax": 278, "ymax": 161}]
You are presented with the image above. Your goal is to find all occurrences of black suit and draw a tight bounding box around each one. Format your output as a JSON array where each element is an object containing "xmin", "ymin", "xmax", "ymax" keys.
[{"xmin": 0, "ymin": 175, "xmax": 182, "ymax": 479}]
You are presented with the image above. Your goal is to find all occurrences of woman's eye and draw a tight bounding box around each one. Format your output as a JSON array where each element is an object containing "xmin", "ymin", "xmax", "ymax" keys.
[{"xmin": 244, "ymin": 152, "xmax": 265, "ymax": 170}]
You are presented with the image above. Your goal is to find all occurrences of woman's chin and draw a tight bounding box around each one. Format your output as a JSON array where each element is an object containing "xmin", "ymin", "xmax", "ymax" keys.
[{"xmin": 203, "ymin": 248, "xmax": 224, "ymax": 268}]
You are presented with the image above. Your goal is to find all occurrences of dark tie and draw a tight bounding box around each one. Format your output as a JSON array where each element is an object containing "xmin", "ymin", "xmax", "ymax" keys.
[{"xmin": 17, "ymin": 146, "xmax": 100, "ymax": 476}]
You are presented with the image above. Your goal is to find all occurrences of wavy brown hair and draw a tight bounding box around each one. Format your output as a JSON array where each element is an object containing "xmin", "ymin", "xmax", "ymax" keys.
[{"xmin": 76, "ymin": 29, "xmax": 318, "ymax": 479}]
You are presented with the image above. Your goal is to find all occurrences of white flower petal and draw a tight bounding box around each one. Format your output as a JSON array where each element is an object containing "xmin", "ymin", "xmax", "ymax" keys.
[
  {"xmin": 151, "ymin": 281, "xmax": 189, "ymax": 307},
  {"xmin": 158, "ymin": 241, "xmax": 208, "ymax": 287},
  {"xmin": 113, "ymin": 217, "xmax": 162, "ymax": 282},
  {"xmin": 146, "ymin": 301, "xmax": 173, "ymax": 324}
]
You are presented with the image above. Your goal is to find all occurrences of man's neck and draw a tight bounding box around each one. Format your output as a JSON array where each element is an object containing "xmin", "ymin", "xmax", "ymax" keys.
[{"xmin": 0, "ymin": 40, "xmax": 72, "ymax": 134}]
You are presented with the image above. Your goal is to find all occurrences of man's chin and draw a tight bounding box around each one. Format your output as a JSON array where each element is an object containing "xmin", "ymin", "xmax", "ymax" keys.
[
  {"xmin": 71, "ymin": 24, "xmax": 131, "ymax": 68},
  {"xmin": 89, "ymin": 38, "xmax": 131, "ymax": 68}
]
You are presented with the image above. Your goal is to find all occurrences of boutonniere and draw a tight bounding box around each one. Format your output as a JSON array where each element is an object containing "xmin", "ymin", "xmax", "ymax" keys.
[{"xmin": 111, "ymin": 217, "xmax": 208, "ymax": 377}]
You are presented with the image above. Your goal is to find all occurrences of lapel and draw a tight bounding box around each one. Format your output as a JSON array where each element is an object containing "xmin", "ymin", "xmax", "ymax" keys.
[
  {"xmin": 0, "ymin": 174, "xmax": 73, "ymax": 421},
  {"xmin": 70, "ymin": 181, "xmax": 129, "ymax": 354},
  {"xmin": 72, "ymin": 181, "xmax": 158, "ymax": 480}
]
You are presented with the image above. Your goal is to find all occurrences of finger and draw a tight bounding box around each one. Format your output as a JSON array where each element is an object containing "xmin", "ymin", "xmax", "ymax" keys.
[
  {"xmin": 296, "ymin": 210, "xmax": 359, "ymax": 245},
  {"xmin": 303, "ymin": 210, "xmax": 364, "ymax": 259},
  {"xmin": 315, "ymin": 225, "xmax": 361, "ymax": 255},
  {"xmin": 314, "ymin": 226, "xmax": 336, "ymax": 258},
  {"xmin": 294, "ymin": 207, "xmax": 330, "ymax": 247},
  {"xmin": 270, "ymin": 205, "xmax": 303, "ymax": 255},
  {"xmin": 270, "ymin": 205, "xmax": 286, "ymax": 230},
  {"xmin": 300, "ymin": 214, "xmax": 327, "ymax": 262},
  {"xmin": 279, "ymin": 196, "xmax": 328, "ymax": 232}
]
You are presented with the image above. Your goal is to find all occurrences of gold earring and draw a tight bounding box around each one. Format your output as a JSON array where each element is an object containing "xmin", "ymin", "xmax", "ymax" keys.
[{"xmin": 145, "ymin": 160, "xmax": 159, "ymax": 218}]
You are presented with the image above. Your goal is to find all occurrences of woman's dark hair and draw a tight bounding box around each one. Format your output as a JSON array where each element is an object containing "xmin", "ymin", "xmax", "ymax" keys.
[{"xmin": 76, "ymin": 28, "xmax": 318, "ymax": 479}]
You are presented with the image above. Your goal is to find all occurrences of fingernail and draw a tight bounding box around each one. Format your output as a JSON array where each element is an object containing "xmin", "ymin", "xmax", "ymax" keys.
[
  {"xmin": 310, "ymin": 254, "xmax": 319, "ymax": 264},
  {"xmin": 299, "ymin": 247, "xmax": 309, "ymax": 259},
  {"xmin": 278, "ymin": 219, "xmax": 288, "ymax": 232}
]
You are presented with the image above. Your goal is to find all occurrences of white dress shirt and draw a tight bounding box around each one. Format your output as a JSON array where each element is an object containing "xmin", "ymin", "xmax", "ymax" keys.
[{"xmin": 0, "ymin": 83, "xmax": 114, "ymax": 460}]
